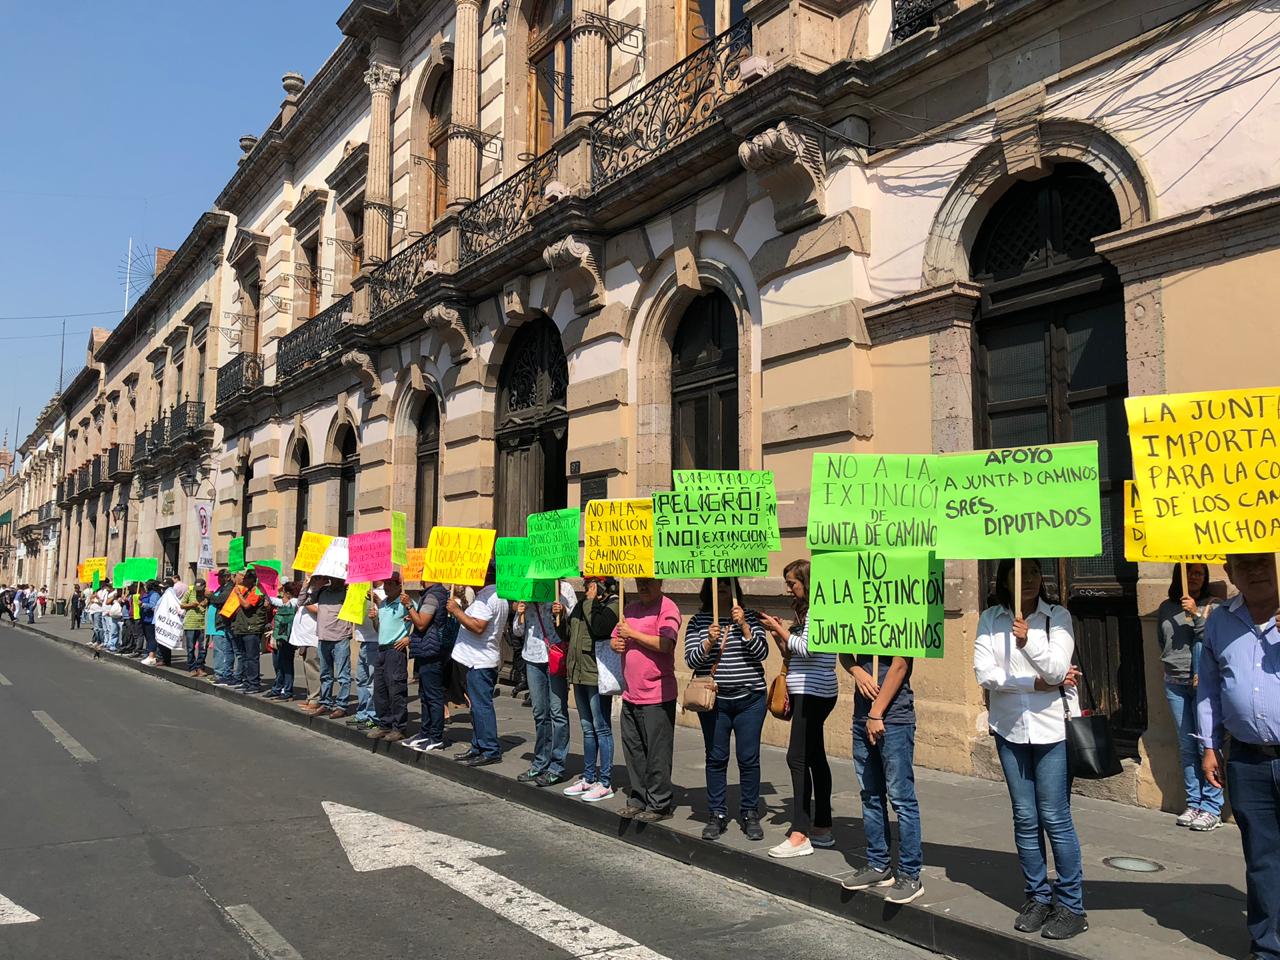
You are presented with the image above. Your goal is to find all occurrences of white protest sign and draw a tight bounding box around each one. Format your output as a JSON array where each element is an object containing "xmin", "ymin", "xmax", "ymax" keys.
[
  {"xmin": 154, "ymin": 584, "xmax": 186, "ymax": 651},
  {"xmin": 314, "ymin": 537, "xmax": 350, "ymax": 579}
]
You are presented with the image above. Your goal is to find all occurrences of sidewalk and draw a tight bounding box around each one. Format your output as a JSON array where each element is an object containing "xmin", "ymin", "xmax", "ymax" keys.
[{"xmin": 19, "ymin": 616, "xmax": 1245, "ymax": 960}]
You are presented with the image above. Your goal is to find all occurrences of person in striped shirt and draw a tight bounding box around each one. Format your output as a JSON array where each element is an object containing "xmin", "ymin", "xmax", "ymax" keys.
[
  {"xmin": 685, "ymin": 577, "xmax": 769, "ymax": 842},
  {"xmin": 759, "ymin": 559, "xmax": 838, "ymax": 859}
]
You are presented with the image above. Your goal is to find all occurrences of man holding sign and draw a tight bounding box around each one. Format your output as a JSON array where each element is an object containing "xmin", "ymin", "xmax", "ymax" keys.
[{"xmin": 448, "ymin": 572, "xmax": 509, "ymax": 768}]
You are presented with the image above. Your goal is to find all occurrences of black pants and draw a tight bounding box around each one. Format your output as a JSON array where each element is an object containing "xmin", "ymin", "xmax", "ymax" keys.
[
  {"xmin": 157, "ymin": 643, "xmax": 172, "ymax": 667},
  {"xmin": 620, "ymin": 699, "xmax": 676, "ymax": 813},
  {"xmin": 786, "ymin": 693, "xmax": 836, "ymax": 835},
  {"xmin": 373, "ymin": 645, "xmax": 409, "ymax": 732},
  {"xmin": 415, "ymin": 657, "xmax": 447, "ymax": 742}
]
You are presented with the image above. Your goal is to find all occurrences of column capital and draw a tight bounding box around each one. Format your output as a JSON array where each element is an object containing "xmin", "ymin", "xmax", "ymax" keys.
[{"xmin": 363, "ymin": 63, "xmax": 401, "ymax": 95}]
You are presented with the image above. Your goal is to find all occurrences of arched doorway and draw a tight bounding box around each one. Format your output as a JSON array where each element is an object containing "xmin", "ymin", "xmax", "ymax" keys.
[
  {"xmin": 239, "ymin": 460, "xmax": 253, "ymax": 550},
  {"xmin": 672, "ymin": 289, "xmax": 739, "ymax": 472},
  {"xmin": 970, "ymin": 161, "xmax": 1144, "ymax": 737},
  {"xmin": 415, "ymin": 395, "xmax": 441, "ymax": 544},
  {"xmin": 335, "ymin": 426, "xmax": 358, "ymax": 537},
  {"xmin": 495, "ymin": 318, "xmax": 568, "ymax": 536}
]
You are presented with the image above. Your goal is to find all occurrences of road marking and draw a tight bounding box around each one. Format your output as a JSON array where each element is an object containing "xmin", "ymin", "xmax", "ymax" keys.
[
  {"xmin": 325, "ymin": 801, "xmax": 673, "ymax": 960},
  {"xmin": 191, "ymin": 877, "xmax": 304, "ymax": 960},
  {"xmin": 31, "ymin": 710, "xmax": 96, "ymax": 762},
  {"xmin": 0, "ymin": 892, "xmax": 38, "ymax": 925},
  {"xmin": 0, "ymin": 671, "xmax": 10, "ymax": 685}
]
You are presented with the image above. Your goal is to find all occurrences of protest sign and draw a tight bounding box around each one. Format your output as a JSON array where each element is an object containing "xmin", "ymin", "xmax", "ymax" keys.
[
  {"xmin": 1124, "ymin": 481, "xmax": 1223, "ymax": 564},
  {"xmin": 808, "ymin": 550, "xmax": 944, "ymax": 657},
  {"xmin": 526, "ymin": 508, "xmax": 581, "ymax": 580},
  {"xmin": 583, "ymin": 498, "xmax": 654, "ymax": 577},
  {"xmin": 228, "ymin": 537, "xmax": 245, "ymax": 573},
  {"xmin": 206, "ymin": 570, "xmax": 220, "ymax": 593},
  {"xmin": 347, "ymin": 529, "xmax": 393, "ymax": 583},
  {"xmin": 252, "ymin": 563, "xmax": 280, "ymax": 598},
  {"xmin": 934, "ymin": 443, "xmax": 1102, "ymax": 559},
  {"xmin": 808, "ymin": 454, "xmax": 939, "ymax": 552},
  {"xmin": 112, "ymin": 564, "xmax": 126, "ymax": 588},
  {"xmin": 391, "ymin": 511, "xmax": 408, "ymax": 566},
  {"xmin": 1127, "ymin": 388, "xmax": 1280, "ymax": 554},
  {"xmin": 219, "ymin": 589, "xmax": 241, "ymax": 619},
  {"xmin": 495, "ymin": 537, "xmax": 556, "ymax": 602},
  {"xmin": 338, "ymin": 582, "xmax": 372, "ymax": 624},
  {"xmin": 673, "ymin": 470, "xmax": 781, "ymax": 550},
  {"xmin": 76, "ymin": 563, "xmax": 85, "ymax": 584},
  {"xmin": 403, "ymin": 547, "xmax": 429, "ymax": 582},
  {"xmin": 422, "ymin": 527, "xmax": 497, "ymax": 586},
  {"xmin": 92, "ymin": 570, "xmax": 100, "ymax": 591},
  {"xmin": 129, "ymin": 557, "xmax": 160, "ymax": 582},
  {"xmin": 291, "ymin": 532, "xmax": 333, "ymax": 573},
  {"xmin": 154, "ymin": 588, "xmax": 186, "ymax": 651},
  {"xmin": 83, "ymin": 556, "xmax": 108, "ymax": 582},
  {"xmin": 313, "ymin": 537, "xmax": 349, "ymax": 579},
  {"xmin": 653, "ymin": 475, "xmax": 779, "ymax": 578}
]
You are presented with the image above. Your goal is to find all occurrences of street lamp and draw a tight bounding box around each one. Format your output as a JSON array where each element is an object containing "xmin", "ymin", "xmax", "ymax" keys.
[
  {"xmin": 178, "ymin": 470, "xmax": 201, "ymax": 498},
  {"xmin": 110, "ymin": 502, "xmax": 128, "ymax": 522}
]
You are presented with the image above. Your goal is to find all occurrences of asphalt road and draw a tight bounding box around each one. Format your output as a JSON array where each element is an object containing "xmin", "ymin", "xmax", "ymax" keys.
[{"xmin": 0, "ymin": 625, "xmax": 934, "ymax": 960}]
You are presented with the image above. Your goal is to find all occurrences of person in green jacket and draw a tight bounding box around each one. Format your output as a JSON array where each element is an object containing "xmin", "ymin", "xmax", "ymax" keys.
[
  {"xmin": 563, "ymin": 576, "xmax": 621, "ymax": 802},
  {"xmin": 228, "ymin": 570, "xmax": 272, "ymax": 694},
  {"xmin": 267, "ymin": 582, "xmax": 300, "ymax": 701}
]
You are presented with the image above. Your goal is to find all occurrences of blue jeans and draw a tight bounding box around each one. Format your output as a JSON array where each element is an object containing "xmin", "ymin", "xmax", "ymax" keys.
[
  {"xmin": 142, "ymin": 622, "xmax": 157, "ymax": 655},
  {"xmin": 185, "ymin": 630, "xmax": 207, "ymax": 672},
  {"xmin": 1164, "ymin": 681, "xmax": 1223, "ymax": 815},
  {"xmin": 415, "ymin": 658, "xmax": 447, "ymax": 743},
  {"xmin": 355, "ymin": 640, "xmax": 379, "ymax": 721},
  {"xmin": 1228, "ymin": 743, "xmax": 1280, "ymax": 959},
  {"xmin": 853, "ymin": 721, "xmax": 923, "ymax": 880},
  {"xmin": 103, "ymin": 618, "xmax": 120, "ymax": 651},
  {"xmin": 995, "ymin": 734, "xmax": 1084, "ymax": 915},
  {"xmin": 318, "ymin": 638, "xmax": 352, "ymax": 709},
  {"xmin": 272, "ymin": 641, "xmax": 296, "ymax": 697},
  {"xmin": 230, "ymin": 634, "xmax": 261, "ymax": 691},
  {"xmin": 574, "ymin": 684, "xmax": 614, "ymax": 787},
  {"xmin": 465, "ymin": 665, "xmax": 500, "ymax": 759},
  {"xmin": 526, "ymin": 662, "xmax": 569, "ymax": 777},
  {"xmin": 90, "ymin": 612, "xmax": 103, "ymax": 643},
  {"xmin": 698, "ymin": 690, "xmax": 767, "ymax": 818},
  {"xmin": 211, "ymin": 631, "xmax": 232, "ymax": 682}
]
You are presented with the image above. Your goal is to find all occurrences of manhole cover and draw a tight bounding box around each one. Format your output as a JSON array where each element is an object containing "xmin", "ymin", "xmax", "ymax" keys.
[{"xmin": 1103, "ymin": 856, "xmax": 1164, "ymax": 873}]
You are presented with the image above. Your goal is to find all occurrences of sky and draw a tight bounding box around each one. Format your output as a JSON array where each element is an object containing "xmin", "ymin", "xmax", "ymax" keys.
[{"xmin": 0, "ymin": 1, "xmax": 345, "ymax": 450}]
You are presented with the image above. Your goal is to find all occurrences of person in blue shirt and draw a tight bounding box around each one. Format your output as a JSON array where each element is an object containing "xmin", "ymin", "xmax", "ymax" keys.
[
  {"xmin": 1198, "ymin": 552, "xmax": 1280, "ymax": 960},
  {"xmin": 368, "ymin": 575, "xmax": 411, "ymax": 743}
]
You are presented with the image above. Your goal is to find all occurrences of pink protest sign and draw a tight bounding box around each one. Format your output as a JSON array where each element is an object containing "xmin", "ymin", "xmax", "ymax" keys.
[
  {"xmin": 252, "ymin": 564, "xmax": 280, "ymax": 598},
  {"xmin": 346, "ymin": 529, "xmax": 393, "ymax": 583},
  {"xmin": 205, "ymin": 570, "xmax": 220, "ymax": 593}
]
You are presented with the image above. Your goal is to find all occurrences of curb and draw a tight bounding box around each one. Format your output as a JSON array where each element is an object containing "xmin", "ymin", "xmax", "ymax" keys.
[{"xmin": 21, "ymin": 622, "xmax": 1081, "ymax": 960}]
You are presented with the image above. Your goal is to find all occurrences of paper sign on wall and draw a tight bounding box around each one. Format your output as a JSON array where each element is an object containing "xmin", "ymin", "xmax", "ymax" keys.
[
  {"xmin": 1124, "ymin": 481, "xmax": 1223, "ymax": 564},
  {"xmin": 291, "ymin": 532, "xmax": 334, "ymax": 573},
  {"xmin": 495, "ymin": 537, "xmax": 556, "ymax": 602},
  {"xmin": 338, "ymin": 582, "xmax": 372, "ymax": 624},
  {"xmin": 313, "ymin": 537, "xmax": 349, "ymax": 580},
  {"xmin": 583, "ymin": 498, "xmax": 654, "ymax": 578},
  {"xmin": 807, "ymin": 454, "xmax": 938, "ymax": 553},
  {"xmin": 526, "ymin": 508, "xmax": 581, "ymax": 580},
  {"xmin": 391, "ymin": 511, "xmax": 408, "ymax": 566},
  {"xmin": 228, "ymin": 537, "xmax": 246, "ymax": 573},
  {"xmin": 808, "ymin": 550, "xmax": 944, "ymax": 657},
  {"xmin": 347, "ymin": 529, "xmax": 393, "ymax": 583},
  {"xmin": 1127, "ymin": 388, "xmax": 1280, "ymax": 554},
  {"xmin": 421, "ymin": 527, "xmax": 497, "ymax": 586},
  {"xmin": 934, "ymin": 443, "xmax": 1103, "ymax": 560}
]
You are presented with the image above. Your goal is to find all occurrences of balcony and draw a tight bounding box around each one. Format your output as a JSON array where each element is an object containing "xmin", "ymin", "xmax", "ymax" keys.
[
  {"xmin": 150, "ymin": 417, "xmax": 169, "ymax": 452},
  {"xmin": 369, "ymin": 233, "xmax": 436, "ymax": 319},
  {"xmin": 133, "ymin": 428, "xmax": 151, "ymax": 469},
  {"xmin": 57, "ymin": 480, "xmax": 65, "ymax": 506},
  {"xmin": 168, "ymin": 399, "xmax": 207, "ymax": 446},
  {"xmin": 891, "ymin": 0, "xmax": 948, "ymax": 41},
  {"xmin": 38, "ymin": 503, "xmax": 52, "ymax": 522},
  {"xmin": 458, "ymin": 151, "xmax": 560, "ymax": 268},
  {"xmin": 89, "ymin": 455, "xmax": 103, "ymax": 490},
  {"xmin": 216, "ymin": 352, "xmax": 264, "ymax": 410},
  {"xmin": 76, "ymin": 464, "xmax": 89, "ymax": 494},
  {"xmin": 277, "ymin": 294, "xmax": 353, "ymax": 383},
  {"xmin": 107, "ymin": 442, "xmax": 133, "ymax": 479}
]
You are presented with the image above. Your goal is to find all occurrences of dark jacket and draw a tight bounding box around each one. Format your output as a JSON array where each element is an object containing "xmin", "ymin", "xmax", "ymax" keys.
[
  {"xmin": 229, "ymin": 587, "xmax": 272, "ymax": 635},
  {"xmin": 408, "ymin": 584, "xmax": 453, "ymax": 660},
  {"xmin": 211, "ymin": 580, "xmax": 236, "ymax": 630},
  {"xmin": 565, "ymin": 593, "xmax": 620, "ymax": 687},
  {"xmin": 272, "ymin": 601, "xmax": 298, "ymax": 645}
]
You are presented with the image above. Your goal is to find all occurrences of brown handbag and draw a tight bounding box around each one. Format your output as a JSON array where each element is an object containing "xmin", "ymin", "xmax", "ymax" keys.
[
  {"xmin": 682, "ymin": 623, "xmax": 727, "ymax": 713},
  {"xmin": 768, "ymin": 654, "xmax": 791, "ymax": 720}
]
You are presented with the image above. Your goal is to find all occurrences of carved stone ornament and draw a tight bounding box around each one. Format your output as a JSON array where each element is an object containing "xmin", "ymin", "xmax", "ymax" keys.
[
  {"xmin": 341, "ymin": 349, "xmax": 382, "ymax": 399},
  {"xmin": 425, "ymin": 303, "xmax": 475, "ymax": 364},
  {"xmin": 363, "ymin": 64, "xmax": 401, "ymax": 96},
  {"xmin": 738, "ymin": 120, "xmax": 828, "ymax": 233},
  {"xmin": 542, "ymin": 234, "xmax": 604, "ymax": 316}
]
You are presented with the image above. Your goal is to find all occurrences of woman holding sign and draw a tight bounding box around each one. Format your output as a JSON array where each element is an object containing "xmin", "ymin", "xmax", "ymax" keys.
[
  {"xmin": 685, "ymin": 577, "xmax": 770, "ymax": 842},
  {"xmin": 974, "ymin": 558, "xmax": 1087, "ymax": 941},
  {"xmin": 564, "ymin": 576, "xmax": 622, "ymax": 803}
]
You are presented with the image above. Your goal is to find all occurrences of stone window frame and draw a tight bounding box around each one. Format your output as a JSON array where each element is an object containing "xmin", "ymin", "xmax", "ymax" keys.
[
  {"xmin": 409, "ymin": 46, "xmax": 455, "ymax": 234},
  {"xmin": 389, "ymin": 365, "xmax": 446, "ymax": 548}
]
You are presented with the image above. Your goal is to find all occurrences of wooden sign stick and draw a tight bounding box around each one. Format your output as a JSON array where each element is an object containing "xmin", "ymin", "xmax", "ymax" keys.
[
  {"xmin": 712, "ymin": 576, "xmax": 720, "ymax": 624},
  {"xmin": 1181, "ymin": 561, "xmax": 1191, "ymax": 601},
  {"xmin": 1014, "ymin": 558, "xmax": 1023, "ymax": 621}
]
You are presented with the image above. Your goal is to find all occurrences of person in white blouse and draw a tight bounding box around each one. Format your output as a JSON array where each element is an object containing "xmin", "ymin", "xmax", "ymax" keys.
[{"xmin": 973, "ymin": 557, "xmax": 1087, "ymax": 942}]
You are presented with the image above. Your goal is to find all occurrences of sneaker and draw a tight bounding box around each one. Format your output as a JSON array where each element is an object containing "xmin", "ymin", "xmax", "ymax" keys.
[
  {"xmin": 416, "ymin": 740, "xmax": 447, "ymax": 753},
  {"xmin": 1041, "ymin": 906, "xmax": 1088, "ymax": 940},
  {"xmin": 141, "ymin": 656, "xmax": 157, "ymax": 666},
  {"xmin": 1014, "ymin": 898, "xmax": 1053, "ymax": 933},
  {"xmin": 517, "ymin": 768, "xmax": 543, "ymax": 784},
  {"xmin": 810, "ymin": 832, "xmax": 836, "ymax": 849},
  {"xmin": 534, "ymin": 771, "xmax": 566, "ymax": 788},
  {"xmin": 702, "ymin": 814, "xmax": 730, "ymax": 841},
  {"xmin": 563, "ymin": 779, "xmax": 595, "ymax": 797},
  {"xmin": 465, "ymin": 754, "xmax": 502, "ymax": 767},
  {"xmin": 768, "ymin": 837, "xmax": 814, "ymax": 859},
  {"xmin": 633, "ymin": 809, "xmax": 672, "ymax": 823},
  {"xmin": 1189, "ymin": 810, "xmax": 1222, "ymax": 832},
  {"xmin": 841, "ymin": 866, "xmax": 893, "ymax": 891},
  {"xmin": 582, "ymin": 784, "xmax": 614, "ymax": 802},
  {"xmin": 885, "ymin": 876, "xmax": 924, "ymax": 905},
  {"xmin": 263, "ymin": 691, "xmax": 282, "ymax": 700},
  {"xmin": 742, "ymin": 812, "xmax": 764, "ymax": 842},
  {"xmin": 1175, "ymin": 807, "xmax": 1200, "ymax": 827}
]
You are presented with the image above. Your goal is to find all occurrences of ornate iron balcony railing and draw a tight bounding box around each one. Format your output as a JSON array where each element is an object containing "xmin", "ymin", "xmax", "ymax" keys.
[
  {"xmin": 150, "ymin": 417, "xmax": 168, "ymax": 452},
  {"xmin": 134, "ymin": 428, "xmax": 150, "ymax": 463},
  {"xmin": 589, "ymin": 20, "xmax": 751, "ymax": 191},
  {"xmin": 891, "ymin": 0, "xmax": 949, "ymax": 41},
  {"xmin": 173, "ymin": 399, "xmax": 206, "ymax": 440},
  {"xmin": 107, "ymin": 443, "xmax": 132, "ymax": 478},
  {"xmin": 77, "ymin": 465, "xmax": 89, "ymax": 491},
  {"xmin": 89, "ymin": 455, "xmax": 102, "ymax": 488},
  {"xmin": 458, "ymin": 151, "xmax": 560, "ymax": 267},
  {"xmin": 216, "ymin": 352, "xmax": 264, "ymax": 409},
  {"xmin": 277, "ymin": 294, "xmax": 353, "ymax": 383},
  {"xmin": 56, "ymin": 480, "xmax": 65, "ymax": 505},
  {"xmin": 370, "ymin": 235, "xmax": 438, "ymax": 319},
  {"xmin": 39, "ymin": 503, "xmax": 52, "ymax": 522}
]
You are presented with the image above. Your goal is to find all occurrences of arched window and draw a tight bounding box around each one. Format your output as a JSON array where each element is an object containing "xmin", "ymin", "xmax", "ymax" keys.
[
  {"xmin": 240, "ymin": 459, "xmax": 254, "ymax": 550},
  {"xmin": 291, "ymin": 439, "xmax": 311, "ymax": 577},
  {"xmin": 671, "ymin": 289, "xmax": 738, "ymax": 472},
  {"xmin": 427, "ymin": 75, "xmax": 452, "ymax": 222},
  {"xmin": 495, "ymin": 318, "xmax": 569, "ymax": 535},
  {"xmin": 530, "ymin": 0, "xmax": 573, "ymax": 154},
  {"xmin": 970, "ymin": 161, "xmax": 1142, "ymax": 735},
  {"xmin": 415, "ymin": 395, "xmax": 441, "ymax": 545},
  {"xmin": 336, "ymin": 426, "xmax": 358, "ymax": 538}
]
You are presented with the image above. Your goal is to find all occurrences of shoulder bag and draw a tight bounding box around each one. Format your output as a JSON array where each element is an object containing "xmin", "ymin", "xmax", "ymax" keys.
[
  {"xmin": 535, "ymin": 606, "xmax": 568, "ymax": 679},
  {"xmin": 768, "ymin": 647, "xmax": 791, "ymax": 720},
  {"xmin": 1060, "ymin": 654, "xmax": 1122, "ymax": 780},
  {"xmin": 682, "ymin": 620, "xmax": 726, "ymax": 713}
]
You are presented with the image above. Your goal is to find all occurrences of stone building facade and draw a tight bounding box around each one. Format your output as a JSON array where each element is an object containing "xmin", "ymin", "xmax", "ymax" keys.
[
  {"xmin": 11, "ymin": 401, "xmax": 64, "ymax": 590},
  {"xmin": 46, "ymin": 0, "xmax": 1280, "ymax": 810}
]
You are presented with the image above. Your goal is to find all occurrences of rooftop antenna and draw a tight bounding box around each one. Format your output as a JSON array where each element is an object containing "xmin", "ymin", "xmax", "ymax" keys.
[{"xmin": 117, "ymin": 238, "xmax": 156, "ymax": 313}]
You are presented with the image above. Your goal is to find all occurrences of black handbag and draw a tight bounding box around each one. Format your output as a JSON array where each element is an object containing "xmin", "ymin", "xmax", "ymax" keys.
[{"xmin": 1060, "ymin": 668, "xmax": 1122, "ymax": 780}]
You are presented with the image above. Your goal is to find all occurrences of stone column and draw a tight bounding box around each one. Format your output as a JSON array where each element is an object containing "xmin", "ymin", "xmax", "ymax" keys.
[
  {"xmin": 571, "ymin": 3, "xmax": 609, "ymax": 121},
  {"xmin": 363, "ymin": 62, "xmax": 401, "ymax": 265},
  {"xmin": 447, "ymin": 0, "xmax": 481, "ymax": 208}
]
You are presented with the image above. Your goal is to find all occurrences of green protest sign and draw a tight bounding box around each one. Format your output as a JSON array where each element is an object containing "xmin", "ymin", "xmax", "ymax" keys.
[
  {"xmin": 935, "ymin": 442, "xmax": 1103, "ymax": 560},
  {"xmin": 653, "ymin": 474, "xmax": 779, "ymax": 578},
  {"xmin": 112, "ymin": 564, "xmax": 127, "ymax": 588},
  {"xmin": 391, "ymin": 510, "xmax": 408, "ymax": 565},
  {"xmin": 91, "ymin": 570, "xmax": 100, "ymax": 591},
  {"xmin": 228, "ymin": 536, "xmax": 246, "ymax": 573},
  {"xmin": 526, "ymin": 508, "xmax": 581, "ymax": 579},
  {"xmin": 672, "ymin": 470, "xmax": 781, "ymax": 550},
  {"xmin": 125, "ymin": 557, "xmax": 159, "ymax": 583},
  {"xmin": 807, "ymin": 454, "xmax": 938, "ymax": 553},
  {"xmin": 808, "ymin": 550, "xmax": 944, "ymax": 657},
  {"xmin": 494, "ymin": 537, "xmax": 556, "ymax": 602}
]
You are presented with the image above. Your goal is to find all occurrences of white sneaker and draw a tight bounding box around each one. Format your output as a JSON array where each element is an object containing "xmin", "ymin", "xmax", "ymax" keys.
[
  {"xmin": 1189, "ymin": 810, "xmax": 1222, "ymax": 832},
  {"xmin": 582, "ymin": 784, "xmax": 614, "ymax": 802},
  {"xmin": 141, "ymin": 656, "xmax": 157, "ymax": 666},
  {"xmin": 768, "ymin": 837, "xmax": 814, "ymax": 859},
  {"xmin": 563, "ymin": 779, "xmax": 595, "ymax": 797},
  {"xmin": 419, "ymin": 740, "xmax": 446, "ymax": 752},
  {"xmin": 1175, "ymin": 808, "xmax": 1199, "ymax": 827},
  {"xmin": 399, "ymin": 735, "xmax": 426, "ymax": 749}
]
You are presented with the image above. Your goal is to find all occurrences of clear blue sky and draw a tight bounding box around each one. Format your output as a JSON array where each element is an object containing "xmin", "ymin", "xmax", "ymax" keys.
[{"xmin": 0, "ymin": 1, "xmax": 344, "ymax": 450}]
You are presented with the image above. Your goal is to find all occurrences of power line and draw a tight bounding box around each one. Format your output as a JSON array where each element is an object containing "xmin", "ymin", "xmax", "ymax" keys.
[{"xmin": 0, "ymin": 310, "xmax": 122, "ymax": 321}]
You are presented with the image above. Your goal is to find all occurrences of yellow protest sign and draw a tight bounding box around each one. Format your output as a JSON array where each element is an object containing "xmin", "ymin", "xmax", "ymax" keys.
[
  {"xmin": 338, "ymin": 582, "xmax": 371, "ymax": 624},
  {"xmin": 83, "ymin": 556, "xmax": 108, "ymax": 581},
  {"xmin": 422, "ymin": 527, "xmax": 497, "ymax": 586},
  {"xmin": 403, "ymin": 547, "xmax": 429, "ymax": 582},
  {"xmin": 1127, "ymin": 388, "xmax": 1280, "ymax": 554},
  {"xmin": 1124, "ymin": 481, "xmax": 1223, "ymax": 564},
  {"xmin": 291, "ymin": 531, "xmax": 334, "ymax": 573},
  {"xmin": 583, "ymin": 498, "xmax": 654, "ymax": 577}
]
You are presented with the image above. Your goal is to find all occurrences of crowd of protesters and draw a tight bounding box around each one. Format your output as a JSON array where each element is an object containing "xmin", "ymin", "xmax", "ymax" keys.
[{"xmin": 45, "ymin": 551, "xmax": 1280, "ymax": 953}]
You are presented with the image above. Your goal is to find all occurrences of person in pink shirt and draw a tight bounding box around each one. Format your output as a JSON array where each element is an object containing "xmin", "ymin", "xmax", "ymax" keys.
[{"xmin": 610, "ymin": 577, "xmax": 681, "ymax": 822}]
